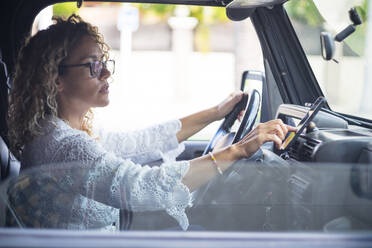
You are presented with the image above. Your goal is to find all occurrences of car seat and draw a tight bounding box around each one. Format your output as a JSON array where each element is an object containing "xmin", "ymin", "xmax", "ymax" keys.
[
  {"xmin": 0, "ymin": 48, "xmax": 21, "ymax": 227},
  {"xmin": 0, "ymin": 134, "xmax": 23, "ymax": 228},
  {"xmin": 0, "ymin": 48, "xmax": 20, "ymax": 182}
]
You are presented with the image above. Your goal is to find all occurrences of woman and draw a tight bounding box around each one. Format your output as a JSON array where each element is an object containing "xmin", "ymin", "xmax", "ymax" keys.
[{"xmin": 7, "ymin": 15, "xmax": 295, "ymax": 230}]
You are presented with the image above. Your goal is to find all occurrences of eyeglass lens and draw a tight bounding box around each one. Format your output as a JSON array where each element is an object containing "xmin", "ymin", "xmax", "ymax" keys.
[{"xmin": 92, "ymin": 60, "xmax": 115, "ymax": 78}]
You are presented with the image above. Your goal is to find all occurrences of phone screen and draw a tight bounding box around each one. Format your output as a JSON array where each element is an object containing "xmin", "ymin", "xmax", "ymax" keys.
[{"xmin": 280, "ymin": 98, "xmax": 325, "ymax": 150}]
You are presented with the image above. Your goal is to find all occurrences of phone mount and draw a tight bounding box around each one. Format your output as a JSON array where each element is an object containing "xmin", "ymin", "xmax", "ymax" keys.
[{"xmin": 335, "ymin": 8, "xmax": 362, "ymax": 42}]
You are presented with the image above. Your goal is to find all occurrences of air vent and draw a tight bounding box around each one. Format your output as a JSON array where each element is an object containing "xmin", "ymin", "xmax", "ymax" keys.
[
  {"xmin": 288, "ymin": 140, "xmax": 301, "ymax": 160},
  {"xmin": 301, "ymin": 138, "xmax": 321, "ymax": 161}
]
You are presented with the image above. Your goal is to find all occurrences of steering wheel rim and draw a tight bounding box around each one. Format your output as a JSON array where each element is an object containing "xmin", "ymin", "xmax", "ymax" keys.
[
  {"xmin": 202, "ymin": 89, "xmax": 261, "ymax": 156},
  {"xmin": 192, "ymin": 89, "xmax": 261, "ymax": 206},
  {"xmin": 201, "ymin": 94, "xmax": 247, "ymax": 156},
  {"xmin": 232, "ymin": 89, "xmax": 261, "ymax": 144}
]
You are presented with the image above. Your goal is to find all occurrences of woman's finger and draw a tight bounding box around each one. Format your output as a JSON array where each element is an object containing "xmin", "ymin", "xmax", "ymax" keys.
[
  {"xmin": 233, "ymin": 91, "xmax": 244, "ymax": 104},
  {"xmin": 286, "ymin": 125, "xmax": 298, "ymax": 132},
  {"xmin": 256, "ymin": 121, "xmax": 283, "ymax": 139},
  {"xmin": 277, "ymin": 120, "xmax": 288, "ymax": 135},
  {"xmin": 267, "ymin": 133, "xmax": 283, "ymax": 149},
  {"xmin": 216, "ymin": 91, "xmax": 244, "ymax": 120},
  {"xmin": 237, "ymin": 109, "xmax": 245, "ymax": 122},
  {"xmin": 257, "ymin": 132, "xmax": 282, "ymax": 149},
  {"xmin": 273, "ymin": 124, "xmax": 285, "ymax": 140},
  {"xmin": 262, "ymin": 119, "xmax": 297, "ymax": 140}
]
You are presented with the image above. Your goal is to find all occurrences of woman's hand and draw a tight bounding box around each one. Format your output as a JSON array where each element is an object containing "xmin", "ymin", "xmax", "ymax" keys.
[
  {"xmin": 231, "ymin": 119, "xmax": 297, "ymax": 159},
  {"xmin": 214, "ymin": 91, "xmax": 244, "ymax": 121},
  {"xmin": 177, "ymin": 91, "xmax": 244, "ymax": 142},
  {"xmin": 183, "ymin": 119, "xmax": 296, "ymax": 191}
]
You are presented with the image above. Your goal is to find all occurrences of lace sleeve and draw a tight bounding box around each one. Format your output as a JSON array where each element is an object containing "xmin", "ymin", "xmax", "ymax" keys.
[
  {"xmin": 52, "ymin": 132, "xmax": 192, "ymax": 230},
  {"xmin": 97, "ymin": 120, "xmax": 182, "ymax": 164}
]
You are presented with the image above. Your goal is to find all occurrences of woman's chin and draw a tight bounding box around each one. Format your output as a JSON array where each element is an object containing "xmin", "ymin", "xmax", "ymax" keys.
[
  {"xmin": 102, "ymin": 99, "xmax": 110, "ymax": 107},
  {"xmin": 96, "ymin": 98, "xmax": 110, "ymax": 107}
]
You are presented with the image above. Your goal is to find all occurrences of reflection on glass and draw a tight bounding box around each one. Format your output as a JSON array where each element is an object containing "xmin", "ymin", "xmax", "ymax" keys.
[{"xmin": 2, "ymin": 162, "xmax": 372, "ymax": 232}]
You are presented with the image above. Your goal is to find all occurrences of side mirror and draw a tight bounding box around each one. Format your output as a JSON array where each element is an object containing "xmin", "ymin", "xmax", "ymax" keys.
[
  {"xmin": 320, "ymin": 7, "xmax": 363, "ymax": 62},
  {"xmin": 240, "ymin": 70, "xmax": 269, "ymax": 123},
  {"xmin": 320, "ymin": 32, "xmax": 335, "ymax": 61}
]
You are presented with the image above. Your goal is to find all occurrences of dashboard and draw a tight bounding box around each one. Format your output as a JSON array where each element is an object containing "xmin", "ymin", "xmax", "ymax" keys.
[
  {"xmin": 133, "ymin": 104, "xmax": 372, "ymax": 232},
  {"xmin": 262, "ymin": 104, "xmax": 372, "ymax": 231},
  {"xmin": 276, "ymin": 104, "xmax": 372, "ymax": 164}
]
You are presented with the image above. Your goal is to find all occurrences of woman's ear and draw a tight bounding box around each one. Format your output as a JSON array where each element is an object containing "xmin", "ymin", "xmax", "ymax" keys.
[{"xmin": 55, "ymin": 77, "xmax": 64, "ymax": 92}]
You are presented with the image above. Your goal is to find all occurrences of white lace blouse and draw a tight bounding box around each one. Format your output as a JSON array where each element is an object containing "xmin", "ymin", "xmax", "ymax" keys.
[{"xmin": 20, "ymin": 117, "xmax": 191, "ymax": 230}]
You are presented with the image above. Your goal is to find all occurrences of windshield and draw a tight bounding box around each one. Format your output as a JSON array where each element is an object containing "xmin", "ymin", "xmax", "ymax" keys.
[{"xmin": 285, "ymin": 0, "xmax": 371, "ymax": 119}]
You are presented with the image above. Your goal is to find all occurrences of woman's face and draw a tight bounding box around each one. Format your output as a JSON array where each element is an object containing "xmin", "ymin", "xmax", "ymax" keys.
[{"xmin": 57, "ymin": 35, "xmax": 111, "ymax": 111}]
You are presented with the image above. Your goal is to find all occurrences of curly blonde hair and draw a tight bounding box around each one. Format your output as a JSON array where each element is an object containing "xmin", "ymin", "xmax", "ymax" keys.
[{"xmin": 8, "ymin": 14, "xmax": 109, "ymax": 158}]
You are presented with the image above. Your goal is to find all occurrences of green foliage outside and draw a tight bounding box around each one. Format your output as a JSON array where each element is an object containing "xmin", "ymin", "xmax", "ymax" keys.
[
  {"xmin": 51, "ymin": 2, "xmax": 227, "ymax": 52},
  {"xmin": 53, "ymin": 2, "xmax": 79, "ymax": 18},
  {"xmin": 52, "ymin": 1, "xmax": 369, "ymax": 55},
  {"xmin": 348, "ymin": 0, "xmax": 369, "ymax": 55},
  {"xmin": 356, "ymin": 0, "xmax": 369, "ymax": 23},
  {"xmin": 134, "ymin": 3, "xmax": 175, "ymax": 21},
  {"xmin": 285, "ymin": 0, "xmax": 324, "ymax": 26},
  {"xmin": 133, "ymin": 4, "xmax": 228, "ymax": 23},
  {"xmin": 133, "ymin": 3, "xmax": 228, "ymax": 52}
]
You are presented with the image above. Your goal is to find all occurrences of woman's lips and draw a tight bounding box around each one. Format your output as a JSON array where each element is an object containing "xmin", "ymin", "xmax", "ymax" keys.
[{"xmin": 99, "ymin": 83, "xmax": 109, "ymax": 94}]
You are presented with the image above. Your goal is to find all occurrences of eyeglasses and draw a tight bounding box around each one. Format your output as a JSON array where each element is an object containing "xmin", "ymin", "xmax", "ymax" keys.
[{"xmin": 59, "ymin": 60, "xmax": 115, "ymax": 78}]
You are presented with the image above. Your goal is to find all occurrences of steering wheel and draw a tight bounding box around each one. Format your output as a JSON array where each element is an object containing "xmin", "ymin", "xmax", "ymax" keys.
[
  {"xmin": 203, "ymin": 89, "xmax": 261, "ymax": 155},
  {"xmin": 192, "ymin": 89, "xmax": 261, "ymax": 206}
]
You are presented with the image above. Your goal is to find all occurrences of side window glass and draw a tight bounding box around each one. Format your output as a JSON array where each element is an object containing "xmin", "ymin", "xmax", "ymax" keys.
[{"xmin": 285, "ymin": 0, "xmax": 370, "ymax": 119}]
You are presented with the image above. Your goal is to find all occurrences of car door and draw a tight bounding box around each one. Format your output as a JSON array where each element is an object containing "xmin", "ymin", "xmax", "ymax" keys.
[{"xmin": 3, "ymin": 0, "xmax": 372, "ymax": 246}]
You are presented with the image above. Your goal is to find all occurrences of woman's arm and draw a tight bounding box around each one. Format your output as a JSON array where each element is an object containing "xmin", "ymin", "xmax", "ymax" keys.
[
  {"xmin": 52, "ymin": 131, "xmax": 192, "ymax": 229},
  {"xmin": 182, "ymin": 119, "xmax": 297, "ymax": 192},
  {"xmin": 97, "ymin": 120, "xmax": 182, "ymax": 163},
  {"xmin": 98, "ymin": 92, "xmax": 244, "ymax": 161},
  {"xmin": 176, "ymin": 92, "xmax": 244, "ymax": 142}
]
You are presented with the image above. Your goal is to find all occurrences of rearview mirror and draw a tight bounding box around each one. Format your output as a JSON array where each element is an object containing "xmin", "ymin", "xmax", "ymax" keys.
[
  {"xmin": 227, "ymin": 0, "xmax": 288, "ymax": 9},
  {"xmin": 226, "ymin": 8, "xmax": 256, "ymax": 21},
  {"xmin": 226, "ymin": 0, "xmax": 288, "ymax": 21}
]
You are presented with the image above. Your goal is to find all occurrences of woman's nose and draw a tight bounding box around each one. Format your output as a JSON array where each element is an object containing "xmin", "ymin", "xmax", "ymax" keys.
[{"xmin": 99, "ymin": 67, "xmax": 111, "ymax": 80}]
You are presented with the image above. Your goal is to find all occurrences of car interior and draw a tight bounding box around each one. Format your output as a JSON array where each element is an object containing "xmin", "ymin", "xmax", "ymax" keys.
[{"xmin": 1, "ymin": 0, "xmax": 372, "ymax": 246}]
